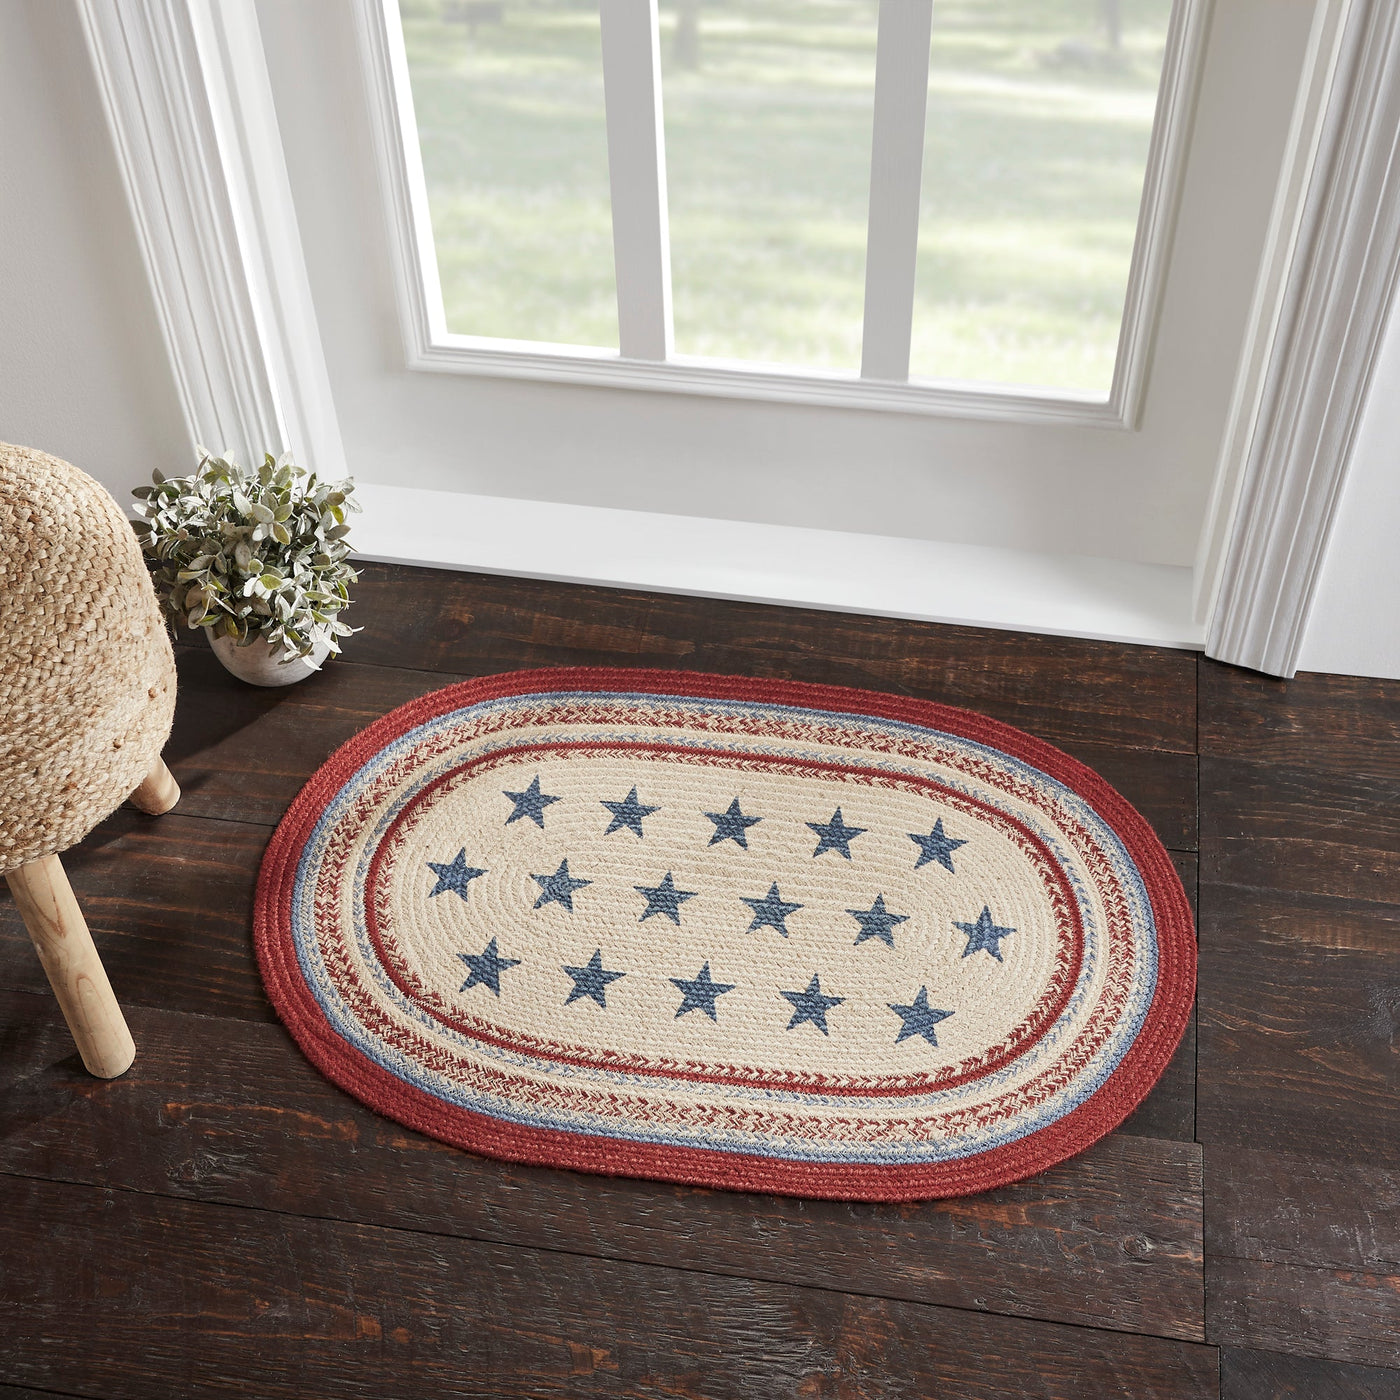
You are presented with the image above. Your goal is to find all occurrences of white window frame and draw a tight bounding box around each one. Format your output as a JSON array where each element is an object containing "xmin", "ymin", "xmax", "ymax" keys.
[{"xmin": 355, "ymin": 0, "xmax": 1209, "ymax": 429}]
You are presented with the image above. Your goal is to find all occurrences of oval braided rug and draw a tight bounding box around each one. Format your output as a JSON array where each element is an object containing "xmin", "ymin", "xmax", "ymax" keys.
[{"xmin": 255, "ymin": 667, "xmax": 1194, "ymax": 1201}]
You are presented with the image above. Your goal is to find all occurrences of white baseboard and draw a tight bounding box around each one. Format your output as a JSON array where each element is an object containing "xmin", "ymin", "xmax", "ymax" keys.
[{"xmin": 353, "ymin": 482, "xmax": 1204, "ymax": 651}]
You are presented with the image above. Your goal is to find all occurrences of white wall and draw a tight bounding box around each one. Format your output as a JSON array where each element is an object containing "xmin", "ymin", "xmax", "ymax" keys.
[
  {"xmin": 1297, "ymin": 293, "xmax": 1400, "ymax": 680},
  {"xmin": 0, "ymin": 0, "xmax": 186, "ymax": 502}
]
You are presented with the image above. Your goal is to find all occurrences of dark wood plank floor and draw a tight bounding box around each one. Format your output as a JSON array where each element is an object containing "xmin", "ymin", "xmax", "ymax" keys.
[{"xmin": 2, "ymin": 563, "xmax": 1397, "ymax": 1399}]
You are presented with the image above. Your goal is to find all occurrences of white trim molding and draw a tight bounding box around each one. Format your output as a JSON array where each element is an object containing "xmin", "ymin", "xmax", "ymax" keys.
[
  {"xmin": 1192, "ymin": 0, "xmax": 1353, "ymax": 624},
  {"xmin": 1205, "ymin": 0, "xmax": 1400, "ymax": 677},
  {"xmin": 354, "ymin": 0, "xmax": 1209, "ymax": 430},
  {"xmin": 76, "ymin": 0, "xmax": 345, "ymax": 477},
  {"xmin": 353, "ymin": 483, "xmax": 1204, "ymax": 651}
]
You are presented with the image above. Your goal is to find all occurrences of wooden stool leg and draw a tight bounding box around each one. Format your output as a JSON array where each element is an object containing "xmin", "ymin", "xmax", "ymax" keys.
[
  {"xmin": 4, "ymin": 854, "xmax": 135, "ymax": 1078},
  {"xmin": 128, "ymin": 754, "xmax": 180, "ymax": 816}
]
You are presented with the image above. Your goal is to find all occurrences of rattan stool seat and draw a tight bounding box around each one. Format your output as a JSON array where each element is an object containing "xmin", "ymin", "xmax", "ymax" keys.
[{"xmin": 1, "ymin": 442, "xmax": 181, "ymax": 1078}]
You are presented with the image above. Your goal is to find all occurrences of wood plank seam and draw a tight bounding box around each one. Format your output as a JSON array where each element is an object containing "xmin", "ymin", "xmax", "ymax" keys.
[{"xmin": 0, "ymin": 1156, "xmax": 1206, "ymax": 1344}]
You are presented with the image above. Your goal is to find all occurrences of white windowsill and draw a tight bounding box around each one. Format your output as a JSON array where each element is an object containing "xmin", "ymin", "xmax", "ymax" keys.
[{"xmin": 353, "ymin": 482, "xmax": 1204, "ymax": 651}]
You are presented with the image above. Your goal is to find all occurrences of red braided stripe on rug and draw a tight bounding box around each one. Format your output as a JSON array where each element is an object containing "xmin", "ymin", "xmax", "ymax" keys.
[{"xmin": 254, "ymin": 667, "xmax": 1195, "ymax": 1201}]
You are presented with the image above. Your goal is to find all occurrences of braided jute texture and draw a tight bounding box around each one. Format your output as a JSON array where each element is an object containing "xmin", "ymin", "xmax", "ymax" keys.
[
  {"xmin": 256, "ymin": 668, "xmax": 1196, "ymax": 1201},
  {"xmin": 0, "ymin": 443, "xmax": 176, "ymax": 872}
]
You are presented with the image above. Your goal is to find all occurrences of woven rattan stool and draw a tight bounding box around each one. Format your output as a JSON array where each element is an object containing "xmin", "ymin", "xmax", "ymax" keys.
[{"xmin": 1, "ymin": 442, "xmax": 179, "ymax": 1078}]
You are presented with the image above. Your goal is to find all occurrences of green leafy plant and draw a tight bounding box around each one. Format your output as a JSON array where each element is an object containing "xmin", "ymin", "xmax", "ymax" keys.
[{"xmin": 132, "ymin": 449, "xmax": 360, "ymax": 661}]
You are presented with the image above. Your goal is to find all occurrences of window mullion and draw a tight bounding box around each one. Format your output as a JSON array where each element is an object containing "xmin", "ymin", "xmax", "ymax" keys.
[
  {"xmin": 599, "ymin": 0, "xmax": 673, "ymax": 361},
  {"xmin": 860, "ymin": 0, "xmax": 933, "ymax": 383}
]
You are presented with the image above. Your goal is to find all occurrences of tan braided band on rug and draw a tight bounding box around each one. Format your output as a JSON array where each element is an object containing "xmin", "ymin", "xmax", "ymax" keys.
[{"xmin": 0, "ymin": 443, "xmax": 176, "ymax": 871}]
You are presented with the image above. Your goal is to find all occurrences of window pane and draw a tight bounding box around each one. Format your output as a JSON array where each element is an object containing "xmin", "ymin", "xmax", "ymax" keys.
[
  {"xmin": 660, "ymin": 0, "xmax": 877, "ymax": 370},
  {"xmin": 399, "ymin": 0, "xmax": 617, "ymax": 348},
  {"xmin": 910, "ymin": 0, "xmax": 1173, "ymax": 393}
]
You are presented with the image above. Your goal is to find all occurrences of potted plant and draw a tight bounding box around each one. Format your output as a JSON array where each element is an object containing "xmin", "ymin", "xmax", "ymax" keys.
[{"xmin": 132, "ymin": 449, "xmax": 359, "ymax": 687}]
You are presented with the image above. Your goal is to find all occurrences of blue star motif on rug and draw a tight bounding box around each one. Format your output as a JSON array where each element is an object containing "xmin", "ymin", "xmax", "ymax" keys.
[
  {"xmin": 806, "ymin": 807, "xmax": 867, "ymax": 860},
  {"xmin": 954, "ymin": 905, "xmax": 1016, "ymax": 962},
  {"xmin": 502, "ymin": 774, "xmax": 562, "ymax": 828},
  {"xmin": 704, "ymin": 797, "xmax": 762, "ymax": 849},
  {"xmin": 531, "ymin": 858, "xmax": 592, "ymax": 912},
  {"xmin": 634, "ymin": 870, "xmax": 698, "ymax": 924},
  {"xmin": 908, "ymin": 818, "xmax": 968, "ymax": 873},
  {"xmin": 741, "ymin": 882, "xmax": 804, "ymax": 937},
  {"xmin": 888, "ymin": 987, "xmax": 954, "ymax": 1046},
  {"xmin": 670, "ymin": 961, "xmax": 736, "ymax": 1021},
  {"xmin": 562, "ymin": 948, "xmax": 626, "ymax": 1008},
  {"xmin": 601, "ymin": 785, "xmax": 659, "ymax": 838},
  {"xmin": 457, "ymin": 936, "xmax": 520, "ymax": 996},
  {"xmin": 780, "ymin": 974, "xmax": 844, "ymax": 1036},
  {"xmin": 847, "ymin": 893, "xmax": 909, "ymax": 948},
  {"xmin": 426, "ymin": 849, "xmax": 487, "ymax": 902}
]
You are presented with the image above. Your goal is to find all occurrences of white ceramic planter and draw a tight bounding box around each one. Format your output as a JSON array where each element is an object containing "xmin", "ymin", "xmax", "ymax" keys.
[{"xmin": 206, "ymin": 628, "xmax": 329, "ymax": 687}]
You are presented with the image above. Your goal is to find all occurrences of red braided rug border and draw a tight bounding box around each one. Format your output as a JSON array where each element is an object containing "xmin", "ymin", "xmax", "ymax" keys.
[{"xmin": 254, "ymin": 667, "xmax": 1196, "ymax": 1201}]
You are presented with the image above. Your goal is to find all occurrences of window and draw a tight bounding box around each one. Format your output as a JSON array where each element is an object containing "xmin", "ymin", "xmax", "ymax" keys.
[
  {"xmin": 910, "ymin": 0, "xmax": 1173, "ymax": 393},
  {"xmin": 658, "ymin": 2, "xmax": 878, "ymax": 372},
  {"xmin": 372, "ymin": 0, "xmax": 1199, "ymax": 421},
  {"xmin": 401, "ymin": 1, "xmax": 618, "ymax": 348}
]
